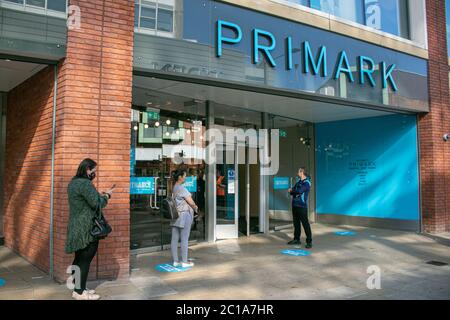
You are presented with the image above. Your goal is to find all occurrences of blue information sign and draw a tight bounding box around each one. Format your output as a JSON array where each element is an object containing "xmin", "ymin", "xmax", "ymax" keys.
[
  {"xmin": 280, "ymin": 249, "xmax": 311, "ymax": 257},
  {"xmin": 130, "ymin": 177, "xmax": 155, "ymax": 195},
  {"xmin": 274, "ymin": 177, "xmax": 290, "ymax": 190},
  {"xmin": 184, "ymin": 176, "xmax": 197, "ymax": 193},
  {"xmin": 154, "ymin": 263, "xmax": 192, "ymax": 273}
]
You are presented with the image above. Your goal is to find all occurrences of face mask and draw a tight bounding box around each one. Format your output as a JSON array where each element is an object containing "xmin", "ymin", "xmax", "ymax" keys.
[{"xmin": 88, "ymin": 172, "xmax": 96, "ymax": 180}]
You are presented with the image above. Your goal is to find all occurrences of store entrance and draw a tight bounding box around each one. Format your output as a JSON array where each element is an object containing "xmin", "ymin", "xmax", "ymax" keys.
[
  {"xmin": 130, "ymin": 92, "xmax": 207, "ymax": 250},
  {"xmin": 213, "ymin": 105, "xmax": 263, "ymax": 240},
  {"xmin": 215, "ymin": 142, "xmax": 261, "ymax": 239}
]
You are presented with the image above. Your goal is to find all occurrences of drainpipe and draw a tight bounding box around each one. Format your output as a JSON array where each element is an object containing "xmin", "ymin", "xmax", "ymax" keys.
[{"xmin": 50, "ymin": 64, "xmax": 58, "ymax": 279}]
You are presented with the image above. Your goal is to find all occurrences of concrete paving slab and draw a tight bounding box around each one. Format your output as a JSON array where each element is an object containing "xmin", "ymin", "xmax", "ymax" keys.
[
  {"xmin": 109, "ymin": 292, "xmax": 149, "ymax": 300},
  {"xmin": 1, "ymin": 224, "xmax": 450, "ymax": 300},
  {"xmin": 0, "ymin": 289, "xmax": 34, "ymax": 300},
  {"xmin": 130, "ymin": 276, "xmax": 178, "ymax": 298}
]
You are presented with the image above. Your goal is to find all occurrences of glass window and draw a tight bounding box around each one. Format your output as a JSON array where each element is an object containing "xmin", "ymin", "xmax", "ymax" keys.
[
  {"xmin": 141, "ymin": 5, "xmax": 156, "ymax": 18},
  {"xmin": 134, "ymin": 1, "xmax": 139, "ymax": 27},
  {"xmin": 280, "ymin": 0, "xmax": 410, "ymax": 39},
  {"xmin": 140, "ymin": 4, "xmax": 156, "ymax": 29},
  {"xmin": 4, "ymin": 0, "xmax": 24, "ymax": 4},
  {"xmin": 4, "ymin": 0, "xmax": 67, "ymax": 12},
  {"xmin": 311, "ymin": 0, "xmax": 365, "ymax": 24},
  {"xmin": 157, "ymin": 6, "xmax": 174, "ymax": 32},
  {"xmin": 268, "ymin": 116, "xmax": 313, "ymax": 230},
  {"xmin": 26, "ymin": 0, "xmax": 45, "ymax": 8},
  {"xmin": 134, "ymin": 0, "xmax": 175, "ymax": 33},
  {"xmin": 47, "ymin": 0, "xmax": 66, "ymax": 12},
  {"xmin": 285, "ymin": 0, "xmax": 310, "ymax": 7},
  {"xmin": 364, "ymin": 0, "xmax": 409, "ymax": 38},
  {"xmin": 130, "ymin": 83, "xmax": 206, "ymax": 249}
]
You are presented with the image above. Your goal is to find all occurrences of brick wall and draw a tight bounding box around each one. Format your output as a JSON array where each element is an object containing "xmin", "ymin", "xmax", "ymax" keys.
[
  {"xmin": 4, "ymin": 0, "xmax": 134, "ymax": 281},
  {"xmin": 4, "ymin": 66, "xmax": 56, "ymax": 271},
  {"xmin": 419, "ymin": 0, "xmax": 450, "ymax": 233},
  {"xmin": 52, "ymin": 0, "xmax": 134, "ymax": 282}
]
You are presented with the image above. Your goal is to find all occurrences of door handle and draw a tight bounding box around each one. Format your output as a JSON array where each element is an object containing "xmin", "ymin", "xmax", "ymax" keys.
[{"xmin": 153, "ymin": 177, "xmax": 160, "ymax": 209}]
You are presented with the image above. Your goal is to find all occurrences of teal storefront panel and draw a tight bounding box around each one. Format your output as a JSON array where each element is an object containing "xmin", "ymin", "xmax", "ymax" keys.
[{"xmin": 316, "ymin": 114, "xmax": 419, "ymax": 221}]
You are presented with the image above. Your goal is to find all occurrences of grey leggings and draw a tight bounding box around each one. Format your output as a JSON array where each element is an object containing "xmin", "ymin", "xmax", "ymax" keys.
[{"xmin": 171, "ymin": 217, "xmax": 193, "ymax": 263}]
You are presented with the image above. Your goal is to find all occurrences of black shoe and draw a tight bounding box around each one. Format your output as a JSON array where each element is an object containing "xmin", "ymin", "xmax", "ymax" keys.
[
  {"xmin": 305, "ymin": 243, "xmax": 312, "ymax": 249},
  {"xmin": 288, "ymin": 240, "xmax": 301, "ymax": 245}
]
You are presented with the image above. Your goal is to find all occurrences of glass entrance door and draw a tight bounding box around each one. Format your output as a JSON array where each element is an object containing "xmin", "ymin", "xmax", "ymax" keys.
[
  {"xmin": 238, "ymin": 145, "xmax": 260, "ymax": 236},
  {"xmin": 215, "ymin": 142, "xmax": 239, "ymax": 239},
  {"xmin": 212, "ymin": 104, "xmax": 262, "ymax": 240}
]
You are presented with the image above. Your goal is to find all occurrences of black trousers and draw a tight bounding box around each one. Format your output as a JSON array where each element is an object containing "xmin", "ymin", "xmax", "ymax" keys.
[
  {"xmin": 72, "ymin": 240, "xmax": 99, "ymax": 294},
  {"xmin": 292, "ymin": 206, "xmax": 312, "ymax": 244}
]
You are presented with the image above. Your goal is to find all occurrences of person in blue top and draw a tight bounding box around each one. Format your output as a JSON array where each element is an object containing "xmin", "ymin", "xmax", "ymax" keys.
[{"xmin": 287, "ymin": 167, "xmax": 312, "ymax": 248}]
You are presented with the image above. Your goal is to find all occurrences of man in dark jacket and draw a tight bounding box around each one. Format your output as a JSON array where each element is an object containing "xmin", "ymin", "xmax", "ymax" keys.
[{"xmin": 288, "ymin": 167, "xmax": 312, "ymax": 248}]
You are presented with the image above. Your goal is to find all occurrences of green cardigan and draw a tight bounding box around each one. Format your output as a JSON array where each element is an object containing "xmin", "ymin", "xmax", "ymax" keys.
[{"xmin": 65, "ymin": 177, "xmax": 109, "ymax": 254}]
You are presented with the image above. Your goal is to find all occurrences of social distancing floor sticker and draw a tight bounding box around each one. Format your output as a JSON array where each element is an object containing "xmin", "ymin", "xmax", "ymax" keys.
[
  {"xmin": 280, "ymin": 249, "xmax": 311, "ymax": 257},
  {"xmin": 155, "ymin": 264, "xmax": 192, "ymax": 273},
  {"xmin": 335, "ymin": 231, "xmax": 357, "ymax": 236}
]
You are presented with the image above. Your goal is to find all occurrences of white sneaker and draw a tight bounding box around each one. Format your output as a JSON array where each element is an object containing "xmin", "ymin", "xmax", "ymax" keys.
[
  {"xmin": 181, "ymin": 261, "xmax": 194, "ymax": 268},
  {"xmin": 72, "ymin": 290, "xmax": 100, "ymax": 300},
  {"xmin": 86, "ymin": 288, "xmax": 96, "ymax": 294},
  {"xmin": 173, "ymin": 261, "xmax": 181, "ymax": 267}
]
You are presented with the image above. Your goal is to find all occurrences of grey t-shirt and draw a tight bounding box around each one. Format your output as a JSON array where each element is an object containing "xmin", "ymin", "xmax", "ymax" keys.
[{"xmin": 171, "ymin": 184, "xmax": 194, "ymax": 228}]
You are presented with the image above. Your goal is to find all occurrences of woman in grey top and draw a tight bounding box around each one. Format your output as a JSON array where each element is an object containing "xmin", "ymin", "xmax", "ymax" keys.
[{"xmin": 171, "ymin": 169, "xmax": 199, "ymax": 268}]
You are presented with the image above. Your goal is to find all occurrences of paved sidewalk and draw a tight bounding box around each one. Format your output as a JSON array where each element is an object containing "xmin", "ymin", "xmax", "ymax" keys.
[{"xmin": 0, "ymin": 224, "xmax": 449, "ymax": 300}]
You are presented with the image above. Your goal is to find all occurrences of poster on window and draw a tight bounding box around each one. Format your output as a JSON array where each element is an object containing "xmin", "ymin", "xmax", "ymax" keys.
[
  {"xmin": 227, "ymin": 169, "xmax": 235, "ymax": 194},
  {"xmin": 130, "ymin": 177, "xmax": 155, "ymax": 195},
  {"xmin": 184, "ymin": 176, "xmax": 197, "ymax": 193}
]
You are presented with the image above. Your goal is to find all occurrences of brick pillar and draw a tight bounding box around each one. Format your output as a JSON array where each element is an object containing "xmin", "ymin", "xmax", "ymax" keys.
[
  {"xmin": 53, "ymin": 0, "xmax": 134, "ymax": 281},
  {"xmin": 418, "ymin": 1, "xmax": 450, "ymax": 233}
]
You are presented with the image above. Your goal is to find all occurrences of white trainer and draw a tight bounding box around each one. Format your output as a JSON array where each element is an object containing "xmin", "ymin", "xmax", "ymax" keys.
[
  {"xmin": 72, "ymin": 290, "xmax": 100, "ymax": 300},
  {"xmin": 181, "ymin": 261, "xmax": 194, "ymax": 268},
  {"xmin": 173, "ymin": 261, "xmax": 181, "ymax": 267}
]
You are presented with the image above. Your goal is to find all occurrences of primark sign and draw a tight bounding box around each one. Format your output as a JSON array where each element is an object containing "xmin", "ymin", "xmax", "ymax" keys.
[{"xmin": 216, "ymin": 20, "xmax": 398, "ymax": 92}]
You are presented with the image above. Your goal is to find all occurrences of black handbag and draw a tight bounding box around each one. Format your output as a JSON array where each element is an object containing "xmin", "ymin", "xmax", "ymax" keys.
[{"xmin": 90, "ymin": 202, "xmax": 112, "ymax": 239}]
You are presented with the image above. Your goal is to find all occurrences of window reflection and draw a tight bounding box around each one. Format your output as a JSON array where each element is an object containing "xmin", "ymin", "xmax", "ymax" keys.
[{"xmin": 283, "ymin": 0, "xmax": 409, "ymax": 39}]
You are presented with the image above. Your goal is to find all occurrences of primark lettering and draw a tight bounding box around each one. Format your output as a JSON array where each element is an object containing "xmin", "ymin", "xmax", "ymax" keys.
[{"xmin": 216, "ymin": 20, "xmax": 398, "ymax": 91}]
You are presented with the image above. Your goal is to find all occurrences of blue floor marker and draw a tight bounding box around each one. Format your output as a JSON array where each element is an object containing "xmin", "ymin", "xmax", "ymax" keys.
[
  {"xmin": 280, "ymin": 249, "xmax": 311, "ymax": 257},
  {"xmin": 335, "ymin": 231, "xmax": 357, "ymax": 236},
  {"xmin": 0, "ymin": 279, "xmax": 5, "ymax": 287},
  {"xmin": 155, "ymin": 263, "xmax": 192, "ymax": 273}
]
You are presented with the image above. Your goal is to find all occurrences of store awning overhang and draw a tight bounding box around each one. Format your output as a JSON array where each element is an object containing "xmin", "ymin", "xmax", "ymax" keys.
[{"xmin": 132, "ymin": 72, "xmax": 407, "ymax": 124}]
